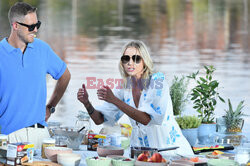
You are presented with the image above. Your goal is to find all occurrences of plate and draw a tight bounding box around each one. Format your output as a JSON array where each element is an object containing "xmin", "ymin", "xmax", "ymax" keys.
[
  {"xmin": 171, "ymin": 158, "xmax": 207, "ymax": 166},
  {"xmin": 135, "ymin": 160, "xmax": 169, "ymax": 166}
]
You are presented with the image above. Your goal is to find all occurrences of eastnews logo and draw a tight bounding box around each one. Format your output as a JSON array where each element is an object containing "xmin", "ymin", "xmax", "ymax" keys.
[{"xmin": 85, "ymin": 77, "xmax": 163, "ymax": 89}]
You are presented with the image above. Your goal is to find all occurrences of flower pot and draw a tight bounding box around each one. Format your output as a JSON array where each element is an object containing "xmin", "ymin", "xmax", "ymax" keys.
[
  {"xmin": 198, "ymin": 123, "xmax": 216, "ymax": 145},
  {"xmin": 181, "ymin": 128, "xmax": 198, "ymax": 146}
]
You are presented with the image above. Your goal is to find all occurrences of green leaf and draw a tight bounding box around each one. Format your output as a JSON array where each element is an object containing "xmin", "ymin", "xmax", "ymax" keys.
[
  {"xmin": 219, "ymin": 96, "xmax": 225, "ymax": 103},
  {"xmin": 200, "ymin": 77, "xmax": 207, "ymax": 82}
]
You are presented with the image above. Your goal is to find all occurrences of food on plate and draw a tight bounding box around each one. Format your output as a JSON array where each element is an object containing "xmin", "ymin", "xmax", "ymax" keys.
[
  {"xmin": 149, "ymin": 153, "xmax": 162, "ymax": 163},
  {"xmin": 206, "ymin": 150, "xmax": 225, "ymax": 159},
  {"xmin": 189, "ymin": 157, "xmax": 199, "ymax": 162},
  {"xmin": 161, "ymin": 158, "xmax": 167, "ymax": 163},
  {"xmin": 137, "ymin": 153, "xmax": 148, "ymax": 161},
  {"xmin": 137, "ymin": 152, "xmax": 167, "ymax": 163}
]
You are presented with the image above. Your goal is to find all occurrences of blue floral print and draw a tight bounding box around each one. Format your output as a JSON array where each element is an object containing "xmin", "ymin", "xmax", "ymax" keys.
[
  {"xmin": 144, "ymin": 136, "xmax": 149, "ymax": 147},
  {"xmin": 156, "ymin": 89, "xmax": 162, "ymax": 97},
  {"xmin": 138, "ymin": 136, "xmax": 149, "ymax": 147},
  {"xmin": 115, "ymin": 111, "xmax": 122, "ymax": 122},
  {"xmin": 138, "ymin": 137, "xmax": 143, "ymax": 146},
  {"xmin": 166, "ymin": 136, "xmax": 171, "ymax": 145},
  {"xmin": 169, "ymin": 126, "xmax": 180, "ymax": 143},
  {"xmin": 123, "ymin": 98, "xmax": 130, "ymax": 105},
  {"xmin": 150, "ymin": 104, "xmax": 161, "ymax": 114}
]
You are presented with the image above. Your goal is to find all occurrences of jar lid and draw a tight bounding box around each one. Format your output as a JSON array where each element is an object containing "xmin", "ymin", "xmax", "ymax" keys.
[
  {"xmin": 42, "ymin": 138, "xmax": 55, "ymax": 144},
  {"xmin": 0, "ymin": 134, "xmax": 8, "ymax": 139}
]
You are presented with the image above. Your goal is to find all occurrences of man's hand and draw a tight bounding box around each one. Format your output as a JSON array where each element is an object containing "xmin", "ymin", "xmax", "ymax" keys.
[{"xmin": 45, "ymin": 106, "xmax": 51, "ymax": 121}]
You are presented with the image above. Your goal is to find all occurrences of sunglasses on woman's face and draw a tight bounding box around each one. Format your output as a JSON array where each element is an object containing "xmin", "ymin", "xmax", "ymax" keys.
[
  {"xmin": 121, "ymin": 55, "xmax": 142, "ymax": 64},
  {"xmin": 16, "ymin": 21, "xmax": 41, "ymax": 32}
]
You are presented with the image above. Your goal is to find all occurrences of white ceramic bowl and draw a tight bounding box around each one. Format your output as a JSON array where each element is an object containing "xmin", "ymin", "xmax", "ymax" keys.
[
  {"xmin": 57, "ymin": 153, "xmax": 81, "ymax": 166},
  {"xmin": 97, "ymin": 146, "xmax": 124, "ymax": 157},
  {"xmin": 45, "ymin": 146, "xmax": 73, "ymax": 162},
  {"xmin": 85, "ymin": 157, "xmax": 112, "ymax": 166},
  {"xmin": 107, "ymin": 155, "xmax": 135, "ymax": 166}
]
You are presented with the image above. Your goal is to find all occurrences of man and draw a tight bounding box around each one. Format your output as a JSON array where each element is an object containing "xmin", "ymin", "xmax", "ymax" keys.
[{"xmin": 0, "ymin": 2, "xmax": 71, "ymax": 148}]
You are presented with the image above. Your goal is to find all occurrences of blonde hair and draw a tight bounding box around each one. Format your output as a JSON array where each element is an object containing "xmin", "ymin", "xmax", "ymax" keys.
[{"xmin": 119, "ymin": 40, "xmax": 154, "ymax": 88}]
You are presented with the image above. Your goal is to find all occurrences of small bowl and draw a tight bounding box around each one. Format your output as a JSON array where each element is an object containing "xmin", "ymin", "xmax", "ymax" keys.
[
  {"xmin": 207, "ymin": 159, "xmax": 239, "ymax": 166},
  {"xmin": 45, "ymin": 146, "xmax": 73, "ymax": 162},
  {"xmin": 57, "ymin": 153, "xmax": 81, "ymax": 166},
  {"xmin": 108, "ymin": 155, "xmax": 135, "ymax": 166},
  {"xmin": 85, "ymin": 157, "xmax": 111, "ymax": 166},
  {"xmin": 97, "ymin": 146, "xmax": 124, "ymax": 157}
]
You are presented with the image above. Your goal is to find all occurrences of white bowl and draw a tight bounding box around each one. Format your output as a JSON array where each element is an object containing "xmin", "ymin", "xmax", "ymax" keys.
[
  {"xmin": 45, "ymin": 146, "xmax": 73, "ymax": 162},
  {"xmin": 57, "ymin": 153, "xmax": 81, "ymax": 166},
  {"xmin": 97, "ymin": 146, "xmax": 124, "ymax": 157}
]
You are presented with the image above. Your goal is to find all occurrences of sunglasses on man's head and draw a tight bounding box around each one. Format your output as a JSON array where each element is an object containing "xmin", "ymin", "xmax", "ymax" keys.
[
  {"xmin": 121, "ymin": 55, "xmax": 142, "ymax": 64},
  {"xmin": 16, "ymin": 21, "xmax": 41, "ymax": 32}
]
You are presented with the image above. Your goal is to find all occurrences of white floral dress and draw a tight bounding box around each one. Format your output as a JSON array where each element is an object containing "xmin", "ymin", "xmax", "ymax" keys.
[{"xmin": 95, "ymin": 72, "xmax": 194, "ymax": 155}]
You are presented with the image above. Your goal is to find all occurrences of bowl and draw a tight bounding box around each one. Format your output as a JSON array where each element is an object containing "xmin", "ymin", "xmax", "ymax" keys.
[
  {"xmin": 45, "ymin": 146, "xmax": 73, "ymax": 162},
  {"xmin": 207, "ymin": 159, "xmax": 239, "ymax": 166},
  {"xmin": 57, "ymin": 153, "xmax": 81, "ymax": 166},
  {"xmin": 51, "ymin": 128, "xmax": 87, "ymax": 150},
  {"xmin": 85, "ymin": 157, "xmax": 112, "ymax": 166},
  {"xmin": 107, "ymin": 155, "xmax": 135, "ymax": 166},
  {"xmin": 97, "ymin": 146, "xmax": 124, "ymax": 157}
]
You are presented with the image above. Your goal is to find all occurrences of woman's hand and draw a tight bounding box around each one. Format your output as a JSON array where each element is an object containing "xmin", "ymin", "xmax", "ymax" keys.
[
  {"xmin": 77, "ymin": 84, "xmax": 89, "ymax": 105},
  {"xmin": 97, "ymin": 85, "xmax": 117, "ymax": 103}
]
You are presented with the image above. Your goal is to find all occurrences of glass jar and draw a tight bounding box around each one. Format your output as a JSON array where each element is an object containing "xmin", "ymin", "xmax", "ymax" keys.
[
  {"xmin": 0, "ymin": 134, "xmax": 8, "ymax": 148},
  {"xmin": 75, "ymin": 111, "xmax": 90, "ymax": 131},
  {"xmin": 41, "ymin": 138, "xmax": 55, "ymax": 158}
]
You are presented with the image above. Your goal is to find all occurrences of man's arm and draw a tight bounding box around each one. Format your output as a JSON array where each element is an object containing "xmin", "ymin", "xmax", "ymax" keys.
[{"xmin": 46, "ymin": 68, "xmax": 71, "ymax": 121}]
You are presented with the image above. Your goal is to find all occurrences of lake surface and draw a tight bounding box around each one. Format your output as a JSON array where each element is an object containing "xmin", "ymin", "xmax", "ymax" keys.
[{"xmin": 1, "ymin": 0, "xmax": 249, "ymax": 137}]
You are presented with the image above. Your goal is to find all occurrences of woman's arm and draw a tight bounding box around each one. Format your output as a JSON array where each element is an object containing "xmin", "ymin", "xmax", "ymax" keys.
[
  {"xmin": 97, "ymin": 86, "xmax": 151, "ymax": 125},
  {"xmin": 77, "ymin": 84, "xmax": 104, "ymax": 125}
]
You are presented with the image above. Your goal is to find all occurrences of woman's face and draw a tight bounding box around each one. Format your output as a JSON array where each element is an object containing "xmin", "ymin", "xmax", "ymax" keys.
[{"xmin": 121, "ymin": 47, "xmax": 144, "ymax": 79}]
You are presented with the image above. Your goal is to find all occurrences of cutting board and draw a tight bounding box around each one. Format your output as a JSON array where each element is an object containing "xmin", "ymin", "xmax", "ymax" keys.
[{"xmin": 22, "ymin": 161, "xmax": 61, "ymax": 166}]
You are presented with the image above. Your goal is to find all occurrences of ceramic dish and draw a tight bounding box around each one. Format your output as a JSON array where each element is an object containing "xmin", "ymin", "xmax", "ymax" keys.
[
  {"xmin": 97, "ymin": 146, "xmax": 124, "ymax": 157},
  {"xmin": 171, "ymin": 158, "xmax": 207, "ymax": 166},
  {"xmin": 135, "ymin": 160, "xmax": 169, "ymax": 166},
  {"xmin": 57, "ymin": 153, "xmax": 81, "ymax": 166},
  {"xmin": 44, "ymin": 146, "xmax": 72, "ymax": 162},
  {"xmin": 85, "ymin": 157, "xmax": 112, "ymax": 166},
  {"xmin": 207, "ymin": 159, "xmax": 239, "ymax": 166},
  {"xmin": 107, "ymin": 155, "xmax": 135, "ymax": 166}
]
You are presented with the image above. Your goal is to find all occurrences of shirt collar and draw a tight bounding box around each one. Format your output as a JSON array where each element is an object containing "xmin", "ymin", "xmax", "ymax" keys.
[{"xmin": 1, "ymin": 37, "xmax": 34, "ymax": 53}]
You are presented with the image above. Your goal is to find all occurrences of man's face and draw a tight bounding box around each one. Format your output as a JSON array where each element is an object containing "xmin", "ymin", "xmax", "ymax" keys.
[{"xmin": 16, "ymin": 12, "xmax": 38, "ymax": 44}]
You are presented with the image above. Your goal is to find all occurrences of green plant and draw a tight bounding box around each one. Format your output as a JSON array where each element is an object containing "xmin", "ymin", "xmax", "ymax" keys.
[
  {"xmin": 187, "ymin": 65, "xmax": 225, "ymax": 123},
  {"xmin": 224, "ymin": 99, "xmax": 245, "ymax": 133},
  {"xmin": 170, "ymin": 76, "xmax": 189, "ymax": 116},
  {"xmin": 176, "ymin": 116, "xmax": 202, "ymax": 129}
]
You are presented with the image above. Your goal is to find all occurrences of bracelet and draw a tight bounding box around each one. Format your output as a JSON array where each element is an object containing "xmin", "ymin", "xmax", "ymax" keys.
[{"xmin": 85, "ymin": 102, "xmax": 94, "ymax": 115}]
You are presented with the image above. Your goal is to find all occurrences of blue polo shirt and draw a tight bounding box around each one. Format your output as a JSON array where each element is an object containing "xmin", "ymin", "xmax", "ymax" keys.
[{"xmin": 0, "ymin": 38, "xmax": 66, "ymax": 134}]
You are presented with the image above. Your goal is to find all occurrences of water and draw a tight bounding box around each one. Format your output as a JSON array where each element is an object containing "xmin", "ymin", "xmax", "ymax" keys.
[{"xmin": 0, "ymin": 0, "xmax": 249, "ymax": 138}]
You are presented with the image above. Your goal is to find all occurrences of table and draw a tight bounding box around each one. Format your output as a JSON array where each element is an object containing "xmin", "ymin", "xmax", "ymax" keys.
[{"xmin": 34, "ymin": 145, "xmax": 130, "ymax": 166}]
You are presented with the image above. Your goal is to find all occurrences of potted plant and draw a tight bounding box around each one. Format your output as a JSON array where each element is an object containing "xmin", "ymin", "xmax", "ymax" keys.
[
  {"xmin": 170, "ymin": 75, "xmax": 189, "ymax": 116},
  {"xmin": 176, "ymin": 116, "xmax": 201, "ymax": 146},
  {"xmin": 224, "ymin": 99, "xmax": 246, "ymax": 133},
  {"xmin": 188, "ymin": 65, "xmax": 225, "ymax": 144}
]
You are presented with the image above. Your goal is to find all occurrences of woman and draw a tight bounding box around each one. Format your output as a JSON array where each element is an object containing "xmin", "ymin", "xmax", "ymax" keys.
[{"xmin": 77, "ymin": 40, "xmax": 193, "ymax": 155}]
